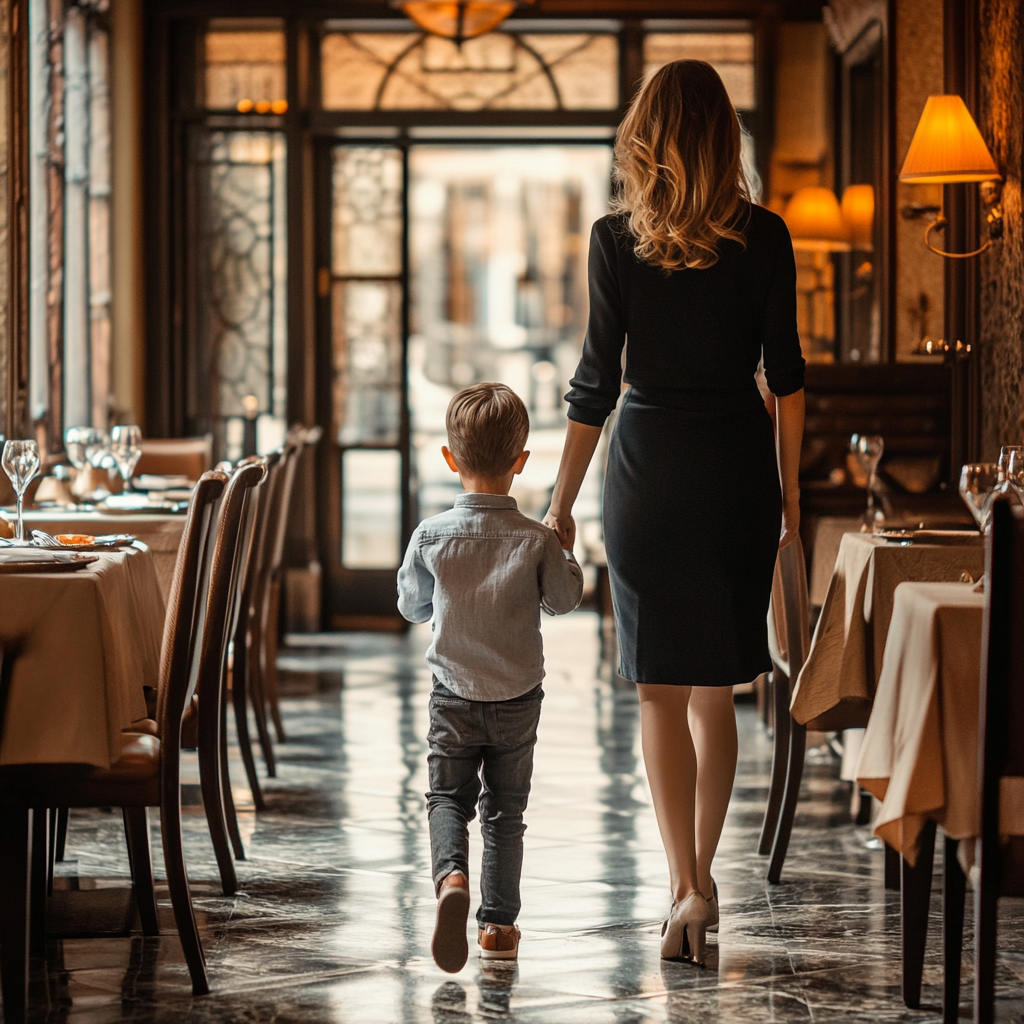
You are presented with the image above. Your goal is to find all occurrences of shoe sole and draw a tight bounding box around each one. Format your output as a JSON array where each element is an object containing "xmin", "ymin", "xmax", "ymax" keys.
[
  {"xmin": 432, "ymin": 887, "xmax": 470, "ymax": 973},
  {"xmin": 479, "ymin": 947, "xmax": 518, "ymax": 960}
]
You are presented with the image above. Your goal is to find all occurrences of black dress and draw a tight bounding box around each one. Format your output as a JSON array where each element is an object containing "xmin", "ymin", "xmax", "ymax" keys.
[{"xmin": 566, "ymin": 205, "xmax": 805, "ymax": 686}]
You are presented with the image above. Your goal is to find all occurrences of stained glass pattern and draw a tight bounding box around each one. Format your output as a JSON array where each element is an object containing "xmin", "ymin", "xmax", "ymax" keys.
[
  {"xmin": 205, "ymin": 24, "xmax": 286, "ymax": 110},
  {"xmin": 332, "ymin": 147, "xmax": 403, "ymax": 277},
  {"xmin": 333, "ymin": 280, "xmax": 403, "ymax": 447},
  {"xmin": 204, "ymin": 131, "xmax": 288, "ymax": 423},
  {"xmin": 321, "ymin": 31, "xmax": 618, "ymax": 111},
  {"xmin": 644, "ymin": 32, "xmax": 756, "ymax": 109}
]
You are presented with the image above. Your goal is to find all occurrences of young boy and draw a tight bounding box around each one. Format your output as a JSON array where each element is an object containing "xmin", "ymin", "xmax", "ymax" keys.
[{"xmin": 398, "ymin": 382, "xmax": 584, "ymax": 974}]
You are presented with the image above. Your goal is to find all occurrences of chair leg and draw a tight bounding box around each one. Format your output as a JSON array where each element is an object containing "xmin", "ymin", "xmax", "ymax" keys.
[
  {"xmin": 123, "ymin": 808, "xmax": 160, "ymax": 936},
  {"xmin": 249, "ymin": 621, "xmax": 278, "ymax": 778},
  {"xmin": 29, "ymin": 808, "xmax": 49, "ymax": 958},
  {"xmin": 198, "ymin": 683, "xmax": 238, "ymax": 897},
  {"xmin": 901, "ymin": 818, "xmax": 937, "ymax": 1009},
  {"xmin": 758, "ymin": 668, "xmax": 790, "ymax": 855},
  {"xmin": 220, "ymin": 692, "xmax": 246, "ymax": 860},
  {"xmin": 232, "ymin": 637, "xmax": 266, "ymax": 811},
  {"xmin": 0, "ymin": 807, "xmax": 32, "ymax": 1024},
  {"xmin": 158, "ymin": 788, "xmax": 210, "ymax": 996},
  {"xmin": 265, "ymin": 577, "xmax": 286, "ymax": 744},
  {"xmin": 975, "ymin": 840, "xmax": 999, "ymax": 1024},
  {"xmin": 767, "ymin": 718, "xmax": 806, "ymax": 883},
  {"xmin": 942, "ymin": 835, "xmax": 966, "ymax": 1024},
  {"xmin": 885, "ymin": 842, "xmax": 901, "ymax": 890},
  {"xmin": 53, "ymin": 807, "xmax": 68, "ymax": 864}
]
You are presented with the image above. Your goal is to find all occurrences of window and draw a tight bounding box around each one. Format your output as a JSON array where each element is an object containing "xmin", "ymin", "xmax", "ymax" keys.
[
  {"xmin": 204, "ymin": 19, "xmax": 286, "ymax": 112},
  {"xmin": 321, "ymin": 29, "xmax": 618, "ymax": 111},
  {"xmin": 643, "ymin": 29, "xmax": 756, "ymax": 110}
]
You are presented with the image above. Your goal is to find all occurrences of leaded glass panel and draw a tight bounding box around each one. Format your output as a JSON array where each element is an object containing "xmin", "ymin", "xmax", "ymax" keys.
[
  {"xmin": 321, "ymin": 31, "xmax": 617, "ymax": 111},
  {"xmin": 332, "ymin": 147, "xmax": 403, "ymax": 277},
  {"xmin": 203, "ymin": 131, "xmax": 288, "ymax": 429},
  {"xmin": 332, "ymin": 280, "xmax": 402, "ymax": 447},
  {"xmin": 205, "ymin": 20, "xmax": 286, "ymax": 111},
  {"xmin": 644, "ymin": 32, "xmax": 755, "ymax": 109}
]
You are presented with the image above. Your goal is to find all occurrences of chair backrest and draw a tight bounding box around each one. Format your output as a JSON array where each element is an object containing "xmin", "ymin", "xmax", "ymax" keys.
[
  {"xmin": 136, "ymin": 436, "xmax": 214, "ymax": 482},
  {"xmin": 768, "ymin": 536, "xmax": 811, "ymax": 681},
  {"xmin": 979, "ymin": 498, "xmax": 1024, "ymax": 894},
  {"xmin": 269, "ymin": 430, "xmax": 305, "ymax": 576},
  {"xmin": 155, "ymin": 471, "xmax": 228, "ymax": 741},
  {"xmin": 193, "ymin": 460, "xmax": 267, "ymax": 714}
]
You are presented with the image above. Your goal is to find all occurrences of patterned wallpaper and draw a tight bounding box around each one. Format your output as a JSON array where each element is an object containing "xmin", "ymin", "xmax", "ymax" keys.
[{"xmin": 977, "ymin": 0, "xmax": 1024, "ymax": 458}]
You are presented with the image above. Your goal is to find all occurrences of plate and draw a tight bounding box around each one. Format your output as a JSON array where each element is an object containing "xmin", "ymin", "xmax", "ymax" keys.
[
  {"xmin": 878, "ymin": 528, "xmax": 982, "ymax": 545},
  {"xmin": 0, "ymin": 554, "xmax": 99, "ymax": 573},
  {"xmin": 53, "ymin": 534, "xmax": 136, "ymax": 552},
  {"xmin": 98, "ymin": 500, "xmax": 188, "ymax": 515}
]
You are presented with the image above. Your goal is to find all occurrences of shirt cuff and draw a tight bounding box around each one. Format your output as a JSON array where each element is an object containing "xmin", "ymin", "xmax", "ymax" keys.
[{"xmin": 566, "ymin": 403, "xmax": 610, "ymax": 428}]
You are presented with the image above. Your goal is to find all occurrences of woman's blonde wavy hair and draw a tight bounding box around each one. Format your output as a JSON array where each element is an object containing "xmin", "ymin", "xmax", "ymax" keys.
[{"xmin": 613, "ymin": 59, "xmax": 753, "ymax": 272}]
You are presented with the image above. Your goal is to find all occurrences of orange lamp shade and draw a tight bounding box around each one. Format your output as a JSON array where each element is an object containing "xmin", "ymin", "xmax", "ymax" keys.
[
  {"xmin": 899, "ymin": 95, "xmax": 1001, "ymax": 183},
  {"xmin": 401, "ymin": 1, "xmax": 519, "ymax": 41},
  {"xmin": 783, "ymin": 187, "xmax": 851, "ymax": 252},
  {"xmin": 841, "ymin": 184, "xmax": 875, "ymax": 250}
]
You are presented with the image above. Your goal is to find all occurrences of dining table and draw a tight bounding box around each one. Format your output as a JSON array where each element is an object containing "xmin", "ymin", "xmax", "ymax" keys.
[
  {"xmin": 790, "ymin": 532, "xmax": 986, "ymax": 734},
  {"xmin": 0, "ymin": 544, "xmax": 164, "ymax": 768},
  {"xmin": 21, "ymin": 509, "xmax": 185, "ymax": 601}
]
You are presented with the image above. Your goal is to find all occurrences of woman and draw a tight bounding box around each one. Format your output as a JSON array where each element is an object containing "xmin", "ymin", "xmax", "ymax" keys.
[{"xmin": 544, "ymin": 60, "xmax": 805, "ymax": 965}]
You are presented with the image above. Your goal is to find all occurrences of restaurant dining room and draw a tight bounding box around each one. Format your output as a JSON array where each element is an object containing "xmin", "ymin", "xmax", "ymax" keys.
[{"xmin": 0, "ymin": 0, "xmax": 1023, "ymax": 1021}]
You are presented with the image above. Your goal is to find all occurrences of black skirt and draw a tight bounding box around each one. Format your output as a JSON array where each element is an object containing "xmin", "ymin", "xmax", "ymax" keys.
[{"xmin": 603, "ymin": 387, "xmax": 781, "ymax": 686}]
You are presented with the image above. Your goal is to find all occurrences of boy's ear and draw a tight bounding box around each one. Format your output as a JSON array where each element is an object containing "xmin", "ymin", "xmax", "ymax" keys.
[
  {"xmin": 441, "ymin": 446, "xmax": 460, "ymax": 473},
  {"xmin": 512, "ymin": 450, "xmax": 530, "ymax": 475}
]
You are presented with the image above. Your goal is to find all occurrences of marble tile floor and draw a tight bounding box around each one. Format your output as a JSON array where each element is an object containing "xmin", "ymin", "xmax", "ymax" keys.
[{"xmin": 18, "ymin": 614, "xmax": 1024, "ymax": 1023}]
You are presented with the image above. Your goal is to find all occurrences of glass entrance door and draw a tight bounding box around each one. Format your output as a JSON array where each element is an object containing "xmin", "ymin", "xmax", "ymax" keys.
[{"xmin": 319, "ymin": 142, "xmax": 611, "ymax": 628}]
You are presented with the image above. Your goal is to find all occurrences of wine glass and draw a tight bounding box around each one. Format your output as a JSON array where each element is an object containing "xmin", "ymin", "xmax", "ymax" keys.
[
  {"xmin": 2, "ymin": 439, "xmax": 41, "ymax": 544},
  {"xmin": 64, "ymin": 425, "xmax": 101, "ymax": 471},
  {"xmin": 1006, "ymin": 450, "xmax": 1024, "ymax": 503},
  {"xmin": 110, "ymin": 425, "xmax": 143, "ymax": 491},
  {"xmin": 959, "ymin": 463, "xmax": 1001, "ymax": 531},
  {"xmin": 852, "ymin": 434, "xmax": 884, "ymax": 521},
  {"xmin": 85, "ymin": 429, "xmax": 112, "ymax": 470},
  {"xmin": 998, "ymin": 445, "xmax": 1024, "ymax": 485}
]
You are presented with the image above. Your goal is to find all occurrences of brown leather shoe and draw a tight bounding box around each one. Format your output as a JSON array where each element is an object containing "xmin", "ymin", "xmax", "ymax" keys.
[
  {"xmin": 432, "ymin": 872, "xmax": 470, "ymax": 973},
  {"xmin": 478, "ymin": 922, "xmax": 520, "ymax": 960}
]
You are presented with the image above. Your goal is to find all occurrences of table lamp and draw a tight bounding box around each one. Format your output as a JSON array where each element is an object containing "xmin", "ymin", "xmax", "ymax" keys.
[{"xmin": 783, "ymin": 187, "xmax": 851, "ymax": 252}]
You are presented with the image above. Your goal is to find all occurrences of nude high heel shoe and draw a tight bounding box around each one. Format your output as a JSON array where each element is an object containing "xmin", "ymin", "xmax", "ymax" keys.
[
  {"xmin": 706, "ymin": 878, "xmax": 719, "ymax": 934},
  {"xmin": 660, "ymin": 892, "xmax": 709, "ymax": 965}
]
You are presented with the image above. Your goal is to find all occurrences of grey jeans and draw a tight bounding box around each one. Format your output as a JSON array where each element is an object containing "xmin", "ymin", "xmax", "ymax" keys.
[{"xmin": 426, "ymin": 679, "xmax": 543, "ymax": 926}]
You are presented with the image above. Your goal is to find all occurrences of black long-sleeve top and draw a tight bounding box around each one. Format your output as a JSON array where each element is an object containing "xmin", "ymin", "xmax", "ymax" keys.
[{"xmin": 565, "ymin": 204, "xmax": 806, "ymax": 426}]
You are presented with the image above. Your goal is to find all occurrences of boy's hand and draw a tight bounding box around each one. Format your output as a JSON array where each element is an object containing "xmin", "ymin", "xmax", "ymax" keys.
[{"xmin": 543, "ymin": 511, "xmax": 576, "ymax": 551}]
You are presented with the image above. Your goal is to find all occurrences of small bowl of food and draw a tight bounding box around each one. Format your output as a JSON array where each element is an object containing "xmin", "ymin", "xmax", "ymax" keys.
[{"xmin": 55, "ymin": 534, "xmax": 95, "ymax": 547}]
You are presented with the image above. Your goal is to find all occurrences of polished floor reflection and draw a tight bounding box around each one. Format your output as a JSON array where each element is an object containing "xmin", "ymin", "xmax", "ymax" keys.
[{"xmin": 29, "ymin": 614, "xmax": 1024, "ymax": 1022}]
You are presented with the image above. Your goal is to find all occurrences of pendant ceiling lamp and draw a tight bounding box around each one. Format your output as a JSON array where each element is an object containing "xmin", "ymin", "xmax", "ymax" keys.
[{"xmin": 395, "ymin": 1, "xmax": 534, "ymax": 47}]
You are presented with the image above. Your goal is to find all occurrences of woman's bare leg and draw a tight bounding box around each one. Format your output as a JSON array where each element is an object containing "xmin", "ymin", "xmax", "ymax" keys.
[
  {"xmin": 636, "ymin": 683, "xmax": 699, "ymax": 903},
  {"xmin": 688, "ymin": 686, "xmax": 738, "ymax": 898}
]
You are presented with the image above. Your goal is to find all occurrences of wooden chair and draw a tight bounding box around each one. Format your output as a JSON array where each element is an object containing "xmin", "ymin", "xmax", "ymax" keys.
[
  {"xmin": 936, "ymin": 498, "xmax": 1024, "ymax": 1023},
  {"xmin": 135, "ymin": 436, "xmax": 214, "ymax": 482},
  {"xmin": 0, "ymin": 471, "xmax": 227, "ymax": 1021},
  {"xmin": 757, "ymin": 536, "xmax": 812, "ymax": 883}
]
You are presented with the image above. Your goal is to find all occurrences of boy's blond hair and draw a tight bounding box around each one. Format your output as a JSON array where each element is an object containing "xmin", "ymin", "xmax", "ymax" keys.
[{"xmin": 446, "ymin": 383, "xmax": 530, "ymax": 478}]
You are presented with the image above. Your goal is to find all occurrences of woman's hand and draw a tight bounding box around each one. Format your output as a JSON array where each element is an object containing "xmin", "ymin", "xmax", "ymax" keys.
[
  {"xmin": 543, "ymin": 510, "xmax": 577, "ymax": 552},
  {"xmin": 779, "ymin": 491, "xmax": 800, "ymax": 549}
]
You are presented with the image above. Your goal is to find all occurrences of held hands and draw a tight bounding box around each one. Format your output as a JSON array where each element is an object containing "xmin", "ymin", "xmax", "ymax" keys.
[
  {"xmin": 779, "ymin": 491, "xmax": 800, "ymax": 549},
  {"xmin": 543, "ymin": 510, "xmax": 576, "ymax": 552}
]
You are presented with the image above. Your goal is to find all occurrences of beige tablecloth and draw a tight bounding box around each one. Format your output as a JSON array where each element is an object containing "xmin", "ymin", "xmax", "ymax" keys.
[
  {"xmin": 0, "ymin": 545, "xmax": 163, "ymax": 768},
  {"xmin": 809, "ymin": 517, "xmax": 864, "ymax": 607},
  {"xmin": 23, "ymin": 510, "xmax": 185, "ymax": 600},
  {"xmin": 855, "ymin": 582, "xmax": 984, "ymax": 866},
  {"xmin": 791, "ymin": 533, "xmax": 985, "ymax": 730}
]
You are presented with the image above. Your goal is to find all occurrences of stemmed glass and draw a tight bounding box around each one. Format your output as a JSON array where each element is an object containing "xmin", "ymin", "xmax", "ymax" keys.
[
  {"xmin": 1005, "ymin": 450, "xmax": 1024, "ymax": 503},
  {"xmin": 959, "ymin": 463, "xmax": 1001, "ymax": 531},
  {"xmin": 851, "ymin": 434, "xmax": 885, "ymax": 522},
  {"xmin": 2, "ymin": 439, "xmax": 41, "ymax": 544},
  {"xmin": 110, "ymin": 425, "xmax": 143, "ymax": 491}
]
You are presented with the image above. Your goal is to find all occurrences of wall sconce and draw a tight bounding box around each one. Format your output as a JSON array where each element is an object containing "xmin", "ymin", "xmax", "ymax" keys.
[
  {"xmin": 841, "ymin": 184, "xmax": 875, "ymax": 251},
  {"xmin": 899, "ymin": 94, "xmax": 1003, "ymax": 259},
  {"xmin": 394, "ymin": 1, "xmax": 533, "ymax": 47},
  {"xmin": 783, "ymin": 187, "xmax": 851, "ymax": 252}
]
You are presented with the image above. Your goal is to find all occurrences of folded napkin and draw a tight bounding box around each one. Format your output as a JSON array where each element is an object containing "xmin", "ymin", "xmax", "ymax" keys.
[{"xmin": 0, "ymin": 548, "xmax": 66, "ymax": 563}]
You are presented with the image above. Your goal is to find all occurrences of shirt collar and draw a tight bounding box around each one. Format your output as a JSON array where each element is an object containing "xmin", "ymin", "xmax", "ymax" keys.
[{"xmin": 454, "ymin": 492, "xmax": 518, "ymax": 510}]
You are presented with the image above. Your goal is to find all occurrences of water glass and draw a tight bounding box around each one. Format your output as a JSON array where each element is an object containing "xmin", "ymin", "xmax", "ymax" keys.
[
  {"xmin": 959, "ymin": 463, "xmax": 1000, "ymax": 531},
  {"xmin": 1006, "ymin": 450, "xmax": 1024, "ymax": 503},
  {"xmin": 110, "ymin": 425, "xmax": 143, "ymax": 490},
  {"xmin": 85, "ymin": 430, "xmax": 112, "ymax": 471},
  {"xmin": 2, "ymin": 439, "xmax": 41, "ymax": 543},
  {"xmin": 851, "ymin": 434, "xmax": 885, "ymax": 519},
  {"xmin": 65, "ymin": 425, "xmax": 103, "ymax": 471},
  {"xmin": 998, "ymin": 445, "xmax": 1024, "ymax": 484}
]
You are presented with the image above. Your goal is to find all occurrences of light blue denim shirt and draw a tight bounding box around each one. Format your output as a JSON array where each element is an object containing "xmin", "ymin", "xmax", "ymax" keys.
[{"xmin": 397, "ymin": 493, "xmax": 584, "ymax": 701}]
